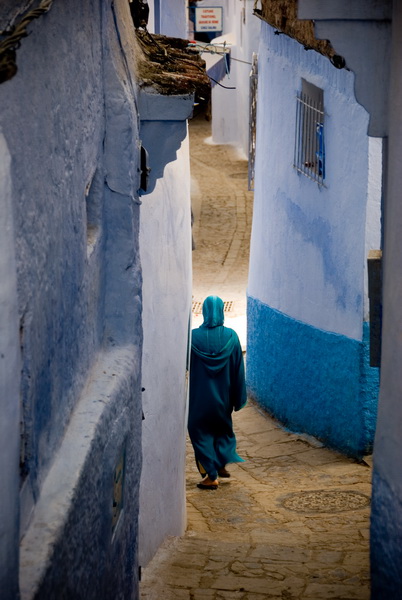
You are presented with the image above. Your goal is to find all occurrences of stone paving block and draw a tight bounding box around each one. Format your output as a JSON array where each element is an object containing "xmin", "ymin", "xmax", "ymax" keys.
[
  {"xmin": 164, "ymin": 566, "xmax": 203, "ymax": 588},
  {"xmin": 358, "ymin": 527, "xmax": 370, "ymax": 540},
  {"xmin": 171, "ymin": 552, "xmax": 208, "ymax": 568},
  {"xmin": 193, "ymin": 590, "xmax": 216, "ymax": 599},
  {"xmin": 312, "ymin": 532, "xmax": 362, "ymax": 544},
  {"xmin": 211, "ymin": 574, "xmax": 305, "ymax": 596},
  {"xmin": 250, "ymin": 528, "xmax": 308, "ymax": 546},
  {"xmin": 205, "ymin": 561, "xmax": 231, "ymax": 572},
  {"xmin": 284, "ymin": 522, "xmax": 314, "ymax": 537},
  {"xmin": 170, "ymin": 590, "xmax": 192, "ymax": 600},
  {"xmin": 317, "ymin": 462, "xmax": 370, "ymax": 476},
  {"xmin": 248, "ymin": 545, "xmax": 312, "ymax": 563},
  {"xmin": 246, "ymin": 594, "xmax": 279, "ymax": 600},
  {"xmin": 303, "ymin": 582, "xmax": 370, "ymax": 598},
  {"xmin": 312, "ymin": 550, "xmax": 344, "ymax": 564},
  {"xmin": 251, "ymin": 429, "xmax": 293, "ymax": 446},
  {"xmin": 295, "ymin": 448, "xmax": 344, "ymax": 466},
  {"xmin": 235, "ymin": 420, "xmax": 276, "ymax": 436},
  {"xmin": 254, "ymin": 441, "xmax": 310, "ymax": 459},
  {"xmin": 216, "ymin": 592, "xmax": 245, "ymax": 599},
  {"xmin": 343, "ymin": 552, "xmax": 370, "ymax": 567},
  {"xmin": 211, "ymin": 575, "xmax": 272, "ymax": 594}
]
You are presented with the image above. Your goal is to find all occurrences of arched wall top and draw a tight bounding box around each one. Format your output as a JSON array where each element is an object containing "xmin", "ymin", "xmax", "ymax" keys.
[{"xmin": 298, "ymin": 0, "xmax": 392, "ymax": 137}]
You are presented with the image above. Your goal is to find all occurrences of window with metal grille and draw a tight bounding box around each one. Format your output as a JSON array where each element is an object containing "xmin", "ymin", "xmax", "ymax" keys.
[{"xmin": 294, "ymin": 79, "xmax": 325, "ymax": 185}]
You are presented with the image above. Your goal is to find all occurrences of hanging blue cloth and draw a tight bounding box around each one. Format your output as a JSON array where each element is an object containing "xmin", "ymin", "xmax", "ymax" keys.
[{"xmin": 188, "ymin": 296, "xmax": 247, "ymax": 481}]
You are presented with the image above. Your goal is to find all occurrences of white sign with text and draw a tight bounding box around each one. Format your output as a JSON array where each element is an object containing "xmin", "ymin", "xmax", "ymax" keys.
[{"xmin": 195, "ymin": 7, "xmax": 223, "ymax": 32}]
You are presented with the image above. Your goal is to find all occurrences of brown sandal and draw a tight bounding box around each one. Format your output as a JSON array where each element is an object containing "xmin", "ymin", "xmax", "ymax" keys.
[
  {"xmin": 218, "ymin": 467, "xmax": 231, "ymax": 478},
  {"xmin": 197, "ymin": 476, "xmax": 219, "ymax": 490}
]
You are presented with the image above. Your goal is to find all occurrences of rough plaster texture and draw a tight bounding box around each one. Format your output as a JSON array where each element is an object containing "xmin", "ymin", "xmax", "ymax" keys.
[
  {"xmin": 0, "ymin": 134, "xmax": 20, "ymax": 600},
  {"xmin": 247, "ymin": 296, "xmax": 379, "ymax": 457},
  {"xmin": 139, "ymin": 132, "xmax": 192, "ymax": 566},
  {"xmin": 0, "ymin": 0, "xmax": 106, "ymax": 509},
  {"xmin": 246, "ymin": 22, "xmax": 379, "ymax": 458},
  {"xmin": 0, "ymin": 0, "xmax": 144, "ymax": 598},
  {"xmin": 19, "ymin": 348, "xmax": 142, "ymax": 600},
  {"xmin": 248, "ymin": 23, "xmax": 371, "ymax": 341},
  {"xmin": 299, "ymin": 1, "xmax": 392, "ymax": 137},
  {"xmin": 371, "ymin": 2, "xmax": 402, "ymax": 595}
]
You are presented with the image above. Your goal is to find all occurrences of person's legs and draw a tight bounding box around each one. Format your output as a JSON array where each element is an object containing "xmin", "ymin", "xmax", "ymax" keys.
[{"xmin": 196, "ymin": 458, "xmax": 207, "ymax": 477}]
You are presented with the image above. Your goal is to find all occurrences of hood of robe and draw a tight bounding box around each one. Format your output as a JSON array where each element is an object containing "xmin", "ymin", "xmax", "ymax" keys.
[
  {"xmin": 191, "ymin": 326, "xmax": 237, "ymax": 376},
  {"xmin": 201, "ymin": 295, "xmax": 224, "ymax": 328}
]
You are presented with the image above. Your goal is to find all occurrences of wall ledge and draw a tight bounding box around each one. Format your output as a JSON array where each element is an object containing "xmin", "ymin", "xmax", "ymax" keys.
[{"xmin": 138, "ymin": 88, "xmax": 194, "ymax": 121}]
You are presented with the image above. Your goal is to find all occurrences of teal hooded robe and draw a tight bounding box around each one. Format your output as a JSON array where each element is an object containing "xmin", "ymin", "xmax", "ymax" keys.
[{"xmin": 188, "ymin": 296, "xmax": 247, "ymax": 481}]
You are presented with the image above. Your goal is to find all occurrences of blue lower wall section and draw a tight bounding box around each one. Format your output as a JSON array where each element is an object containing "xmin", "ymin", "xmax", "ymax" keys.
[
  {"xmin": 246, "ymin": 295, "xmax": 379, "ymax": 457},
  {"xmin": 371, "ymin": 470, "xmax": 402, "ymax": 599}
]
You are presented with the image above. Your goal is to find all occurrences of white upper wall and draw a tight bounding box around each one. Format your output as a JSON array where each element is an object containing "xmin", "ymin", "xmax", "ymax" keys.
[
  {"xmin": 198, "ymin": 0, "xmax": 260, "ymax": 154},
  {"xmin": 131, "ymin": 0, "xmax": 192, "ymax": 570},
  {"xmin": 364, "ymin": 137, "xmax": 382, "ymax": 320},
  {"xmin": 248, "ymin": 23, "xmax": 372, "ymax": 340},
  {"xmin": 147, "ymin": 0, "xmax": 187, "ymax": 37},
  {"xmin": 139, "ymin": 132, "xmax": 191, "ymax": 566}
]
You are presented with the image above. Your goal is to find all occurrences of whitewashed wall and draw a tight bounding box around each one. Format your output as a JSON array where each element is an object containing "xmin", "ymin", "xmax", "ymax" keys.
[
  {"xmin": 139, "ymin": 134, "xmax": 192, "ymax": 566},
  {"xmin": 364, "ymin": 137, "xmax": 382, "ymax": 319},
  {"xmin": 246, "ymin": 21, "xmax": 379, "ymax": 459},
  {"xmin": 202, "ymin": 0, "xmax": 260, "ymax": 155},
  {"xmin": 137, "ymin": 0, "xmax": 192, "ymax": 568},
  {"xmin": 147, "ymin": 0, "xmax": 187, "ymax": 37},
  {"xmin": 248, "ymin": 25, "xmax": 371, "ymax": 340}
]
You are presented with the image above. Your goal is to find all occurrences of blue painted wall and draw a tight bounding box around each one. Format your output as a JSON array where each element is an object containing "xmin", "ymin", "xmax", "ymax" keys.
[
  {"xmin": 0, "ymin": 134, "xmax": 20, "ymax": 600},
  {"xmin": 247, "ymin": 296, "xmax": 379, "ymax": 456},
  {"xmin": 1, "ymin": 0, "xmax": 106, "ymax": 503},
  {"xmin": 370, "ymin": 4, "xmax": 402, "ymax": 595},
  {"xmin": 370, "ymin": 470, "xmax": 402, "ymax": 598},
  {"xmin": 0, "ymin": 1, "xmax": 144, "ymax": 598},
  {"xmin": 247, "ymin": 22, "xmax": 380, "ymax": 456}
]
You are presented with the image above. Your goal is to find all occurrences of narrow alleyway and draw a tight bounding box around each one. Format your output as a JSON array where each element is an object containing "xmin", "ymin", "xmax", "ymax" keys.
[
  {"xmin": 140, "ymin": 116, "xmax": 372, "ymax": 599},
  {"xmin": 190, "ymin": 114, "xmax": 253, "ymax": 348}
]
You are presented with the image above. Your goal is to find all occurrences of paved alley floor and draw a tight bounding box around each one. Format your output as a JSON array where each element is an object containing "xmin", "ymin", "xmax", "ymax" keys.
[
  {"xmin": 189, "ymin": 114, "xmax": 254, "ymax": 348},
  {"xmin": 140, "ymin": 115, "xmax": 371, "ymax": 599},
  {"xmin": 140, "ymin": 401, "xmax": 372, "ymax": 600}
]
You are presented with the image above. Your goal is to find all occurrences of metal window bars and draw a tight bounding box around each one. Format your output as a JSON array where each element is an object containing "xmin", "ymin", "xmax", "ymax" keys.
[{"xmin": 294, "ymin": 91, "xmax": 325, "ymax": 185}]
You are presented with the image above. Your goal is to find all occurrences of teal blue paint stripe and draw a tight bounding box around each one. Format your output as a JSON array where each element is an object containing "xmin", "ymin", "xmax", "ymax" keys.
[{"xmin": 246, "ymin": 295, "xmax": 379, "ymax": 457}]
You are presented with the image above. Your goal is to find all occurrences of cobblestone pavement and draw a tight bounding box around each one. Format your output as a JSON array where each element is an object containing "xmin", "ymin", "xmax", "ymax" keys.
[{"xmin": 140, "ymin": 402, "xmax": 372, "ymax": 600}]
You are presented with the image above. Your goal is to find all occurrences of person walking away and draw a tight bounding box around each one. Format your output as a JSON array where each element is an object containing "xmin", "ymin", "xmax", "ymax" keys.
[{"xmin": 188, "ymin": 295, "xmax": 247, "ymax": 489}]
